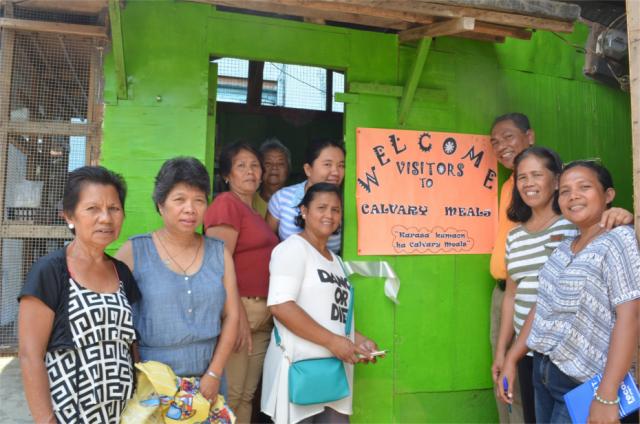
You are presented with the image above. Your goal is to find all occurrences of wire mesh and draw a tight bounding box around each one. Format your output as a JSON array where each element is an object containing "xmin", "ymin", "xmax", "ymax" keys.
[
  {"xmin": 215, "ymin": 57, "xmax": 249, "ymax": 104},
  {"xmin": 1, "ymin": 238, "xmax": 65, "ymax": 351},
  {"xmin": 332, "ymin": 71, "xmax": 345, "ymax": 113},
  {"xmin": 10, "ymin": 32, "xmax": 94, "ymax": 122},
  {"xmin": 214, "ymin": 58, "xmax": 344, "ymax": 113},
  {"xmin": 263, "ymin": 62, "xmax": 327, "ymax": 111},
  {"xmin": 0, "ymin": 8, "xmax": 102, "ymax": 352}
]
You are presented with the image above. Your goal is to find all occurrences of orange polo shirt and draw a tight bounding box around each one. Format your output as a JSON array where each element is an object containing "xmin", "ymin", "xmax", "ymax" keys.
[{"xmin": 490, "ymin": 175, "xmax": 517, "ymax": 280}]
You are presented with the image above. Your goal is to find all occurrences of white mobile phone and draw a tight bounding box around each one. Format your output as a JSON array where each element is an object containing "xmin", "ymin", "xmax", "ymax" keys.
[{"xmin": 368, "ymin": 350, "xmax": 388, "ymax": 357}]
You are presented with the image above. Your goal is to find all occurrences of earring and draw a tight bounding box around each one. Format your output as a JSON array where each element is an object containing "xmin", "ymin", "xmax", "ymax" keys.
[
  {"xmin": 224, "ymin": 179, "xmax": 229, "ymax": 184},
  {"xmin": 302, "ymin": 214, "xmax": 306, "ymax": 219},
  {"xmin": 68, "ymin": 223, "xmax": 75, "ymax": 230}
]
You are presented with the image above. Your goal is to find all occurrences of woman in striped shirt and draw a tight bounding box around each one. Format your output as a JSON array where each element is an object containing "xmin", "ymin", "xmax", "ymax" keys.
[{"xmin": 492, "ymin": 147, "xmax": 577, "ymax": 423}]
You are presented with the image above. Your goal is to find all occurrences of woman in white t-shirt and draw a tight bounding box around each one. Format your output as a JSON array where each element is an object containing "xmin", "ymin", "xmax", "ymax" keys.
[{"xmin": 261, "ymin": 183, "xmax": 380, "ymax": 424}]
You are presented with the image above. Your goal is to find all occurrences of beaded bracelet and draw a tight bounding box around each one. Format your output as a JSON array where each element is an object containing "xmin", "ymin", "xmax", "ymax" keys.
[{"xmin": 594, "ymin": 391, "xmax": 620, "ymax": 405}]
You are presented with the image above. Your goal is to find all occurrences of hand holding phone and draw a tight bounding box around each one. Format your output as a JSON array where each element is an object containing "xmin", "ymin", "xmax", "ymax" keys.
[{"xmin": 358, "ymin": 349, "xmax": 388, "ymax": 359}]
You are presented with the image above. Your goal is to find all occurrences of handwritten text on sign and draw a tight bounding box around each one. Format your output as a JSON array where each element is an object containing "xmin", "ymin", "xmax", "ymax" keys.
[{"xmin": 356, "ymin": 128, "xmax": 498, "ymax": 255}]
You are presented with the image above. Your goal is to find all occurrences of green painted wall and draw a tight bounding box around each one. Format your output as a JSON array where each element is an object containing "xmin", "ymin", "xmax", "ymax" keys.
[{"xmin": 102, "ymin": 1, "xmax": 632, "ymax": 422}]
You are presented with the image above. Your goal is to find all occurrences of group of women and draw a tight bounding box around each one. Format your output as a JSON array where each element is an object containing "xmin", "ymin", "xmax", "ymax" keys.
[
  {"xmin": 492, "ymin": 146, "xmax": 640, "ymax": 424},
  {"xmin": 18, "ymin": 138, "xmax": 379, "ymax": 424}
]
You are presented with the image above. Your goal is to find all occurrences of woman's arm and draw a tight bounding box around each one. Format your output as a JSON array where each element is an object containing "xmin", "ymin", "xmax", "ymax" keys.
[
  {"xmin": 114, "ymin": 240, "xmax": 134, "ymax": 272},
  {"xmin": 492, "ymin": 278, "xmax": 517, "ymax": 383},
  {"xmin": 265, "ymin": 211, "xmax": 279, "ymax": 234},
  {"xmin": 18, "ymin": 297, "xmax": 56, "ymax": 424},
  {"xmin": 270, "ymin": 301, "xmax": 369, "ymax": 364},
  {"xmin": 498, "ymin": 303, "xmax": 536, "ymax": 404},
  {"xmin": 205, "ymin": 225, "xmax": 238, "ymax": 255},
  {"xmin": 599, "ymin": 207, "xmax": 633, "ymax": 230},
  {"xmin": 587, "ymin": 299, "xmax": 639, "ymax": 424},
  {"xmin": 205, "ymin": 225, "xmax": 252, "ymax": 353},
  {"xmin": 199, "ymin": 247, "xmax": 241, "ymax": 401}
]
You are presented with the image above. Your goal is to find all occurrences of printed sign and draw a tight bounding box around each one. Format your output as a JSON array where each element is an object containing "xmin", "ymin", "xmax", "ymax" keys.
[{"xmin": 356, "ymin": 128, "xmax": 498, "ymax": 255}]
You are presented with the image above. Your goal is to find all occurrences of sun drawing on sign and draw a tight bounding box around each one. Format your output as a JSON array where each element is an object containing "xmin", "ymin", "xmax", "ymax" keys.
[{"xmin": 443, "ymin": 138, "xmax": 457, "ymax": 155}]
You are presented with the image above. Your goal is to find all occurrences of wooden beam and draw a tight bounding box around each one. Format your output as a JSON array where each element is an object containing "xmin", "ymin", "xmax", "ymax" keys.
[
  {"xmin": 398, "ymin": 37, "xmax": 432, "ymax": 125},
  {"xmin": 246, "ymin": 0, "xmax": 574, "ymax": 33},
  {"xmin": 193, "ymin": 0, "xmax": 413, "ymax": 30},
  {"xmin": 474, "ymin": 21, "xmax": 532, "ymax": 40},
  {"xmin": 0, "ymin": 3, "xmax": 15, "ymax": 222},
  {"xmin": 627, "ymin": 0, "xmax": 640, "ymax": 236},
  {"xmin": 455, "ymin": 31, "xmax": 505, "ymax": 43},
  {"xmin": 0, "ymin": 224, "xmax": 73, "ymax": 239},
  {"xmin": 108, "ymin": 0, "xmax": 127, "ymax": 100},
  {"xmin": 399, "ymin": 17, "xmax": 475, "ymax": 43},
  {"xmin": 0, "ymin": 17, "xmax": 107, "ymax": 38},
  {"xmin": 349, "ymin": 82, "xmax": 447, "ymax": 103},
  {"xmin": 428, "ymin": 0, "xmax": 580, "ymax": 22},
  {"xmin": 334, "ymin": 92, "xmax": 359, "ymax": 104},
  {"xmin": 6, "ymin": 121, "xmax": 99, "ymax": 136}
]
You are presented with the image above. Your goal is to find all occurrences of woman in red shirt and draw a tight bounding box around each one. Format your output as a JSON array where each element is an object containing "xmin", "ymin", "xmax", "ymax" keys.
[{"xmin": 204, "ymin": 142, "xmax": 279, "ymax": 423}]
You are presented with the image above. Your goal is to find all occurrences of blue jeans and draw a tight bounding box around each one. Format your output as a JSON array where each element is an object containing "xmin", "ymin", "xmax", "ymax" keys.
[{"xmin": 532, "ymin": 352, "xmax": 581, "ymax": 423}]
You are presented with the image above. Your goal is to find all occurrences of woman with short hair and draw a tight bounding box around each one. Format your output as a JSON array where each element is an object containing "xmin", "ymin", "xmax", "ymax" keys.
[
  {"xmin": 116, "ymin": 156, "xmax": 240, "ymax": 404},
  {"xmin": 19, "ymin": 166, "xmax": 139, "ymax": 423}
]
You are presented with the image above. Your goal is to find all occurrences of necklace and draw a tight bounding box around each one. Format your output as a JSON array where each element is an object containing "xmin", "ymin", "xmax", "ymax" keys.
[
  {"xmin": 156, "ymin": 230, "xmax": 202, "ymax": 275},
  {"xmin": 571, "ymin": 226, "xmax": 606, "ymax": 253},
  {"xmin": 525, "ymin": 212, "xmax": 559, "ymax": 233}
]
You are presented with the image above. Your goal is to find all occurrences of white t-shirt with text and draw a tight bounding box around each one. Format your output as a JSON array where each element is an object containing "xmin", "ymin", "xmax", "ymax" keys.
[{"xmin": 261, "ymin": 234, "xmax": 354, "ymax": 424}]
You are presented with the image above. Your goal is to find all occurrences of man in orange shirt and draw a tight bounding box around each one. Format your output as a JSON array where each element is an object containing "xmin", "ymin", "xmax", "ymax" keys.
[{"xmin": 489, "ymin": 113, "xmax": 534, "ymax": 423}]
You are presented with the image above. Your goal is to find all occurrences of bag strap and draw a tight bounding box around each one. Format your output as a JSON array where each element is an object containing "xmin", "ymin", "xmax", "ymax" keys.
[
  {"xmin": 274, "ymin": 255, "xmax": 355, "ymax": 345},
  {"xmin": 337, "ymin": 256, "xmax": 354, "ymax": 337}
]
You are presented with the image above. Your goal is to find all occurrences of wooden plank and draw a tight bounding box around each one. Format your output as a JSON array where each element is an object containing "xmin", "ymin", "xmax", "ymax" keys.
[
  {"xmin": 0, "ymin": 224, "xmax": 73, "ymax": 239},
  {"xmin": 0, "ymin": 3, "xmax": 16, "ymax": 224},
  {"xmin": 195, "ymin": 0, "xmax": 413, "ymax": 30},
  {"xmin": 349, "ymin": 82, "xmax": 447, "ymax": 103},
  {"xmin": 398, "ymin": 37, "xmax": 432, "ymax": 124},
  {"xmin": 474, "ymin": 21, "xmax": 532, "ymax": 40},
  {"xmin": 428, "ymin": 0, "xmax": 580, "ymax": 22},
  {"xmin": 627, "ymin": 0, "xmax": 640, "ymax": 236},
  {"xmin": 108, "ymin": 0, "xmax": 127, "ymax": 100},
  {"xmin": 455, "ymin": 31, "xmax": 505, "ymax": 43},
  {"xmin": 334, "ymin": 92, "xmax": 359, "ymax": 104},
  {"xmin": 86, "ymin": 45, "xmax": 102, "ymax": 166},
  {"xmin": 399, "ymin": 17, "xmax": 475, "ymax": 43},
  {"xmin": 0, "ymin": 17, "xmax": 107, "ymax": 38},
  {"xmin": 6, "ymin": 121, "xmax": 98, "ymax": 136},
  {"xmin": 4, "ymin": 0, "xmax": 107, "ymax": 15},
  {"xmin": 250, "ymin": 0, "xmax": 574, "ymax": 33}
]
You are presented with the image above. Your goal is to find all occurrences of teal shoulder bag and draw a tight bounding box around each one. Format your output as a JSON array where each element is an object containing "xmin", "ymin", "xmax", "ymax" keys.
[{"xmin": 274, "ymin": 257, "xmax": 354, "ymax": 406}]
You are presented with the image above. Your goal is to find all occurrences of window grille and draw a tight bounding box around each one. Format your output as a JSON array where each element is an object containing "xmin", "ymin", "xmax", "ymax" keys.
[{"xmin": 214, "ymin": 57, "xmax": 344, "ymax": 113}]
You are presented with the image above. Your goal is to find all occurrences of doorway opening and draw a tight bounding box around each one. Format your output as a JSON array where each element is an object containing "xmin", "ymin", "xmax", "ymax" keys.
[{"xmin": 210, "ymin": 57, "xmax": 345, "ymax": 194}]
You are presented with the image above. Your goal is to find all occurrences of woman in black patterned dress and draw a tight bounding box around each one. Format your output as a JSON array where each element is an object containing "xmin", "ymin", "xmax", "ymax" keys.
[{"xmin": 18, "ymin": 166, "xmax": 140, "ymax": 424}]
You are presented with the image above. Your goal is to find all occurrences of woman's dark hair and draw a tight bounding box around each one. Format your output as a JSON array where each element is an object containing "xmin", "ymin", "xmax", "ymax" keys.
[
  {"xmin": 491, "ymin": 112, "xmax": 531, "ymax": 133},
  {"xmin": 63, "ymin": 166, "xmax": 127, "ymax": 216},
  {"xmin": 304, "ymin": 138, "xmax": 345, "ymax": 166},
  {"xmin": 507, "ymin": 146, "xmax": 563, "ymax": 223},
  {"xmin": 294, "ymin": 182, "xmax": 342, "ymax": 231},
  {"xmin": 218, "ymin": 141, "xmax": 261, "ymax": 184},
  {"xmin": 561, "ymin": 160, "xmax": 614, "ymax": 208},
  {"xmin": 152, "ymin": 157, "xmax": 210, "ymax": 212}
]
